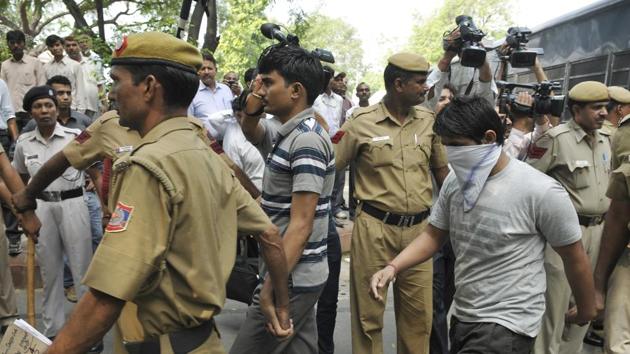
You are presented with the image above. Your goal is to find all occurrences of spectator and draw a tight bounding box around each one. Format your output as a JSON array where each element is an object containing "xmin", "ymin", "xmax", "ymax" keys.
[
  {"xmin": 13, "ymin": 85, "xmax": 92, "ymax": 339},
  {"xmin": 223, "ymin": 71, "xmax": 242, "ymax": 97},
  {"xmin": 65, "ymin": 35, "xmax": 104, "ymax": 119},
  {"xmin": 1, "ymin": 29, "xmax": 46, "ymax": 133},
  {"xmin": 42, "ymin": 35, "xmax": 86, "ymax": 112},
  {"xmin": 187, "ymin": 52, "xmax": 233, "ymax": 137},
  {"xmin": 371, "ymin": 95, "xmax": 596, "ymax": 354}
]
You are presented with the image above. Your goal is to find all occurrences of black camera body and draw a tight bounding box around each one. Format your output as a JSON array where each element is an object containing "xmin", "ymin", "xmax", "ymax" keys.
[
  {"xmin": 455, "ymin": 15, "xmax": 487, "ymax": 68},
  {"xmin": 260, "ymin": 23, "xmax": 335, "ymax": 64},
  {"xmin": 497, "ymin": 80, "xmax": 565, "ymax": 117},
  {"xmin": 503, "ymin": 27, "xmax": 544, "ymax": 68}
]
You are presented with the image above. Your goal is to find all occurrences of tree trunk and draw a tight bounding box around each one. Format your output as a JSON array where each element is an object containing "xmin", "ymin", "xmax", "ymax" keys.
[
  {"xmin": 62, "ymin": 0, "xmax": 96, "ymax": 36},
  {"xmin": 188, "ymin": 1, "xmax": 204, "ymax": 45},
  {"xmin": 95, "ymin": 0, "xmax": 105, "ymax": 41},
  {"xmin": 202, "ymin": 0, "xmax": 219, "ymax": 52}
]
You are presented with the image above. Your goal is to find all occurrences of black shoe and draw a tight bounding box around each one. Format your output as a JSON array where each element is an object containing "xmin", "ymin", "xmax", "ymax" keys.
[
  {"xmin": 583, "ymin": 330, "xmax": 604, "ymax": 347},
  {"xmin": 88, "ymin": 341, "xmax": 104, "ymax": 353}
]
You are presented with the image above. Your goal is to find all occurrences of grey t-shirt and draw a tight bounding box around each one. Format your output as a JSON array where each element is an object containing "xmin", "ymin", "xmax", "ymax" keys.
[{"xmin": 429, "ymin": 158, "xmax": 581, "ymax": 337}]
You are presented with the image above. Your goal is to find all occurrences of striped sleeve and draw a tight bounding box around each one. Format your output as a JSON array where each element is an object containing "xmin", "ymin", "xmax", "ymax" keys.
[{"xmin": 290, "ymin": 131, "xmax": 330, "ymax": 194}]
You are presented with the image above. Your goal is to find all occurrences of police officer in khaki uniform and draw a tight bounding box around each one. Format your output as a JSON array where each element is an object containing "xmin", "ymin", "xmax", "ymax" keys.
[
  {"xmin": 593, "ymin": 86, "xmax": 630, "ymax": 354},
  {"xmin": 602, "ymin": 86, "xmax": 630, "ymax": 137},
  {"xmin": 334, "ymin": 52, "xmax": 449, "ymax": 354},
  {"xmin": 527, "ymin": 81, "xmax": 611, "ymax": 354},
  {"xmin": 44, "ymin": 32, "xmax": 291, "ymax": 354}
]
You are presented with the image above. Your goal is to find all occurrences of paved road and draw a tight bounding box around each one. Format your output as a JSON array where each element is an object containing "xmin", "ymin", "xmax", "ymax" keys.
[{"xmin": 8, "ymin": 254, "xmax": 602, "ymax": 354}]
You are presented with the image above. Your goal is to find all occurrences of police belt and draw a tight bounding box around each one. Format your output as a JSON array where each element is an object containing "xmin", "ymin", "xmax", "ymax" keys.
[
  {"xmin": 362, "ymin": 202, "xmax": 430, "ymax": 227},
  {"xmin": 123, "ymin": 319, "xmax": 214, "ymax": 354},
  {"xmin": 36, "ymin": 188, "xmax": 83, "ymax": 202},
  {"xmin": 578, "ymin": 214, "xmax": 606, "ymax": 227}
]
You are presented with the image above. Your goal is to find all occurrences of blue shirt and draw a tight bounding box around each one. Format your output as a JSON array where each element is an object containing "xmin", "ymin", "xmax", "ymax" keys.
[{"xmin": 187, "ymin": 81, "xmax": 233, "ymax": 137}]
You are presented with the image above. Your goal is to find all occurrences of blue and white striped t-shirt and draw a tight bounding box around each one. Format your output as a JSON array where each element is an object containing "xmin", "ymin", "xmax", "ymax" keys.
[{"xmin": 257, "ymin": 108, "xmax": 335, "ymax": 292}]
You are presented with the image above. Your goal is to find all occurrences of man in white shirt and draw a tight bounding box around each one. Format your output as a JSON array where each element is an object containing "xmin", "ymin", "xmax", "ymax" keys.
[
  {"xmin": 65, "ymin": 35, "xmax": 104, "ymax": 118},
  {"xmin": 42, "ymin": 35, "xmax": 86, "ymax": 112}
]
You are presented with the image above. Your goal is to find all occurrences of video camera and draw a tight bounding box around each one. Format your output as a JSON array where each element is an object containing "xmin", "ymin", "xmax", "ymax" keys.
[
  {"xmin": 497, "ymin": 80, "xmax": 565, "ymax": 117},
  {"xmin": 501, "ymin": 27, "xmax": 544, "ymax": 68},
  {"xmin": 260, "ymin": 23, "xmax": 335, "ymax": 63},
  {"xmin": 443, "ymin": 15, "xmax": 487, "ymax": 68}
]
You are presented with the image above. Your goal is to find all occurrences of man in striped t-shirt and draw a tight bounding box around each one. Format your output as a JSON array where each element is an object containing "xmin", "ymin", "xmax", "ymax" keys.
[{"xmin": 234, "ymin": 45, "xmax": 335, "ymax": 354}]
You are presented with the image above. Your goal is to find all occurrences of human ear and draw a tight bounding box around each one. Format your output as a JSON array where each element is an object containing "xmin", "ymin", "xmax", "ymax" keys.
[{"xmin": 481, "ymin": 130, "xmax": 497, "ymax": 144}]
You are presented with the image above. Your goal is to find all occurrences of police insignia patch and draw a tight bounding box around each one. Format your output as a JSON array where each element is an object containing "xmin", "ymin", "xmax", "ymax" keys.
[
  {"xmin": 75, "ymin": 131, "xmax": 91, "ymax": 144},
  {"xmin": 331, "ymin": 130, "xmax": 345, "ymax": 144},
  {"xmin": 527, "ymin": 144, "xmax": 548, "ymax": 159},
  {"xmin": 106, "ymin": 202, "xmax": 134, "ymax": 233}
]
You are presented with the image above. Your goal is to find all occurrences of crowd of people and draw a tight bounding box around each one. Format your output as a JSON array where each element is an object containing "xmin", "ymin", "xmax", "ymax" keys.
[{"xmin": 0, "ymin": 20, "xmax": 627, "ymax": 354}]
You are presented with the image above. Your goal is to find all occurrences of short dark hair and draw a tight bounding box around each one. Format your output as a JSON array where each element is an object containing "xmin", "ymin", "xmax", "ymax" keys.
[
  {"xmin": 120, "ymin": 65, "xmax": 199, "ymax": 109},
  {"xmin": 356, "ymin": 82, "xmax": 368, "ymax": 89},
  {"xmin": 202, "ymin": 52, "xmax": 217, "ymax": 66},
  {"xmin": 45, "ymin": 35, "xmax": 64, "ymax": 47},
  {"xmin": 434, "ymin": 95, "xmax": 505, "ymax": 145},
  {"xmin": 64, "ymin": 35, "xmax": 77, "ymax": 43},
  {"xmin": 257, "ymin": 45, "xmax": 324, "ymax": 105},
  {"xmin": 384, "ymin": 64, "xmax": 423, "ymax": 91},
  {"xmin": 441, "ymin": 82, "xmax": 458, "ymax": 96},
  {"xmin": 244, "ymin": 68, "xmax": 257, "ymax": 83},
  {"xmin": 606, "ymin": 100, "xmax": 619, "ymax": 113},
  {"xmin": 46, "ymin": 75, "xmax": 72, "ymax": 89},
  {"xmin": 6, "ymin": 30, "xmax": 25, "ymax": 43},
  {"xmin": 567, "ymin": 99, "xmax": 588, "ymax": 117}
]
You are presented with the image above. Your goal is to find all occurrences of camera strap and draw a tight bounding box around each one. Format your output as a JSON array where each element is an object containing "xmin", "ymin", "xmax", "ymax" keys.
[{"xmin": 464, "ymin": 68, "xmax": 477, "ymax": 96}]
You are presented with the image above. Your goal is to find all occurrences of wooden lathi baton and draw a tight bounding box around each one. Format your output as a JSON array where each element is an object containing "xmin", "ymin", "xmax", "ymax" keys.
[{"xmin": 26, "ymin": 238, "xmax": 36, "ymax": 326}]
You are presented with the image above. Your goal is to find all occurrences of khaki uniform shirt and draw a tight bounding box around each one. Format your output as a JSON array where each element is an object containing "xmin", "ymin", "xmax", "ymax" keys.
[
  {"xmin": 601, "ymin": 119, "xmax": 617, "ymax": 138},
  {"xmin": 0, "ymin": 55, "xmax": 46, "ymax": 113},
  {"xmin": 334, "ymin": 101, "xmax": 448, "ymax": 214},
  {"xmin": 526, "ymin": 119, "xmax": 611, "ymax": 216},
  {"xmin": 83, "ymin": 117, "xmax": 270, "ymax": 337},
  {"xmin": 606, "ymin": 116, "xmax": 630, "ymax": 206}
]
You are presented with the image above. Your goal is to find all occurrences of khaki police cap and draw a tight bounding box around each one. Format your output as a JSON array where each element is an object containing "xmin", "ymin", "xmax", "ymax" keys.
[
  {"xmin": 608, "ymin": 86, "xmax": 630, "ymax": 104},
  {"xmin": 568, "ymin": 81, "xmax": 609, "ymax": 102},
  {"xmin": 388, "ymin": 52, "xmax": 430, "ymax": 73},
  {"xmin": 111, "ymin": 32, "xmax": 202, "ymax": 74}
]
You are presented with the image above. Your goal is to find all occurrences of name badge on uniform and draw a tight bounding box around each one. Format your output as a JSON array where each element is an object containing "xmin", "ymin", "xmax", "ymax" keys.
[
  {"xmin": 115, "ymin": 146, "xmax": 133, "ymax": 154},
  {"xmin": 26, "ymin": 154, "xmax": 38, "ymax": 160},
  {"xmin": 372, "ymin": 136, "xmax": 390, "ymax": 142},
  {"xmin": 575, "ymin": 160, "xmax": 590, "ymax": 168}
]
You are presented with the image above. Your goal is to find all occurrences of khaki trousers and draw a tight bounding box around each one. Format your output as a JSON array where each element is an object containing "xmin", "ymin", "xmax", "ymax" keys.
[
  {"xmin": 604, "ymin": 248, "xmax": 630, "ymax": 354},
  {"xmin": 350, "ymin": 208, "xmax": 432, "ymax": 354},
  {"xmin": 0, "ymin": 222, "xmax": 18, "ymax": 326},
  {"xmin": 533, "ymin": 223, "xmax": 602, "ymax": 354}
]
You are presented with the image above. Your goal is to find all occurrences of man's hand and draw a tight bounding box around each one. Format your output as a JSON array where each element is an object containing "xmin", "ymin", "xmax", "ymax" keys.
[
  {"xmin": 594, "ymin": 287, "xmax": 605, "ymax": 321},
  {"xmin": 370, "ymin": 265, "xmax": 396, "ymax": 301},
  {"xmin": 19, "ymin": 210, "xmax": 41, "ymax": 243},
  {"xmin": 224, "ymin": 80, "xmax": 242, "ymax": 97},
  {"xmin": 12, "ymin": 189, "xmax": 37, "ymax": 213},
  {"xmin": 259, "ymin": 280, "xmax": 293, "ymax": 338},
  {"xmin": 515, "ymin": 91, "xmax": 533, "ymax": 108},
  {"xmin": 565, "ymin": 304, "xmax": 597, "ymax": 326}
]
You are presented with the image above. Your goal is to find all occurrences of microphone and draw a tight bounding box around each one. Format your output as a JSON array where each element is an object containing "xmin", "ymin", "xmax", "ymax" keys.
[{"xmin": 260, "ymin": 23, "xmax": 287, "ymax": 43}]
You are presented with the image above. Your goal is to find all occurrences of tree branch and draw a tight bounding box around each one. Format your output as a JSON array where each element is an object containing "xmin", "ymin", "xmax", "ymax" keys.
[
  {"xmin": 35, "ymin": 11, "xmax": 72, "ymax": 35},
  {"xmin": 0, "ymin": 15, "xmax": 20, "ymax": 31},
  {"xmin": 19, "ymin": 1, "xmax": 31, "ymax": 34}
]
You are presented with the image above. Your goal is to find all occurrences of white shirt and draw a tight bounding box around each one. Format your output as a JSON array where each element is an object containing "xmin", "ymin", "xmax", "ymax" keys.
[
  {"xmin": 313, "ymin": 91, "xmax": 343, "ymax": 136},
  {"xmin": 223, "ymin": 120, "xmax": 265, "ymax": 191},
  {"xmin": 503, "ymin": 122, "xmax": 552, "ymax": 160},
  {"xmin": 13, "ymin": 123, "xmax": 84, "ymax": 192},
  {"xmin": 43, "ymin": 56, "xmax": 86, "ymax": 111},
  {"xmin": 424, "ymin": 67, "xmax": 497, "ymax": 111},
  {"xmin": 0, "ymin": 79, "xmax": 15, "ymax": 129},
  {"xmin": 79, "ymin": 52, "xmax": 105, "ymax": 113}
]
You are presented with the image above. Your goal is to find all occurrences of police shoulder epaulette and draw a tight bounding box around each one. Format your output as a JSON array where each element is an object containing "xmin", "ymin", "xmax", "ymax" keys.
[
  {"xmin": 98, "ymin": 110, "xmax": 120, "ymax": 124},
  {"xmin": 350, "ymin": 105, "xmax": 377, "ymax": 121},
  {"xmin": 546, "ymin": 123, "xmax": 571, "ymax": 138},
  {"xmin": 414, "ymin": 105, "xmax": 435, "ymax": 115}
]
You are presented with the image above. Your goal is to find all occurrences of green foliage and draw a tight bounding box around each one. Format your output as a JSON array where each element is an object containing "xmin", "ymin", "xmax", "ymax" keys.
[
  {"xmin": 291, "ymin": 14, "xmax": 366, "ymax": 93},
  {"xmin": 407, "ymin": 0, "xmax": 513, "ymax": 64},
  {"xmin": 214, "ymin": 0, "xmax": 270, "ymax": 77}
]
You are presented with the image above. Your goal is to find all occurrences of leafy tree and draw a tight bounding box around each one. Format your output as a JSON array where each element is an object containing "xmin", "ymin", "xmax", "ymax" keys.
[
  {"xmin": 291, "ymin": 14, "xmax": 366, "ymax": 93},
  {"xmin": 213, "ymin": 0, "xmax": 270, "ymax": 77},
  {"xmin": 407, "ymin": 0, "xmax": 513, "ymax": 64}
]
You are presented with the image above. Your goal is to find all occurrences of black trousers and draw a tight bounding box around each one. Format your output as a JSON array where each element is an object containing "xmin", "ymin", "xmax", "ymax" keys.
[
  {"xmin": 430, "ymin": 241, "xmax": 456, "ymax": 354},
  {"xmin": 316, "ymin": 211, "xmax": 341, "ymax": 354},
  {"xmin": 449, "ymin": 317, "xmax": 535, "ymax": 354}
]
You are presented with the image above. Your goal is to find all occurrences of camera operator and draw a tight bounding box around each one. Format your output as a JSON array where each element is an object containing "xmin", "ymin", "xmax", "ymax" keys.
[
  {"xmin": 223, "ymin": 71, "xmax": 242, "ymax": 97},
  {"xmin": 426, "ymin": 28, "xmax": 496, "ymax": 111},
  {"xmin": 526, "ymin": 81, "xmax": 612, "ymax": 354},
  {"xmin": 502, "ymin": 91, "xmax": 552, "ymax": 160}
]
